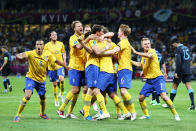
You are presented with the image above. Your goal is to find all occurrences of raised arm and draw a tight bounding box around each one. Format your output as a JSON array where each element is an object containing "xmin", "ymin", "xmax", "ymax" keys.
[
  {"xmin": 131, "ymin": 46, "xmax": 152, "ymax": 58},
  {"xmin": 131, "ymin": 60, "xmax": 142, "ymax": 67},
  {"xmin": 16, "ymin": 52, "xmax": 27, "ymax": 60}
]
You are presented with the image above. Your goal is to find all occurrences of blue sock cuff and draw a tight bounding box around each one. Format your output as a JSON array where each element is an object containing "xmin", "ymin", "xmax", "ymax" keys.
[
  {"xmin": 171, "ymin": 89, "xmax": 177, "ymax": 94},
  {"xmin": 188, "ymin": 88, "xmax": 194, "ymax": 93}
]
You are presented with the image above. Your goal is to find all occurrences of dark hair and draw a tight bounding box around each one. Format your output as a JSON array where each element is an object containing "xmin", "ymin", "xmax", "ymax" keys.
[
  {"xmin": 84, "ymin": 31, "xmax": 92, "ymax": 39},
  {"xmin": 1, "ymin": 45, "xmax": 8, "ymax": 50},
  {"xmin": 103, "ymin": 26, "xmax": 109, "ymax": 34},
  {"xmin": 92, "ymin": 24, "xmax": 103, "ymax": 34},
  {"xmin": 171, "ymin": 38, "xmax": 180, "ymax": 44}
]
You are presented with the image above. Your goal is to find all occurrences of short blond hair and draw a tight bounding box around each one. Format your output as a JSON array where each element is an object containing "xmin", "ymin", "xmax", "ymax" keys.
[
  {"xmin": 119, "ymin": 24, "xmax": 131, "ymax": 36},
  {"xmin": 141, "ymin": 38, "xmax": 150, "ymax": 44},
  {"xmin": 71, "ymin": 20, "xmax": 81, "ymax": 29}
]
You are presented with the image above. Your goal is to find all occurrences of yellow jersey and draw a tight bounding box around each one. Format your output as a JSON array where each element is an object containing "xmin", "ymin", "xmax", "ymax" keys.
[
  {"xmin": 68, "ymin": 34, "xmax": 86, "ymax": 71},
  {"xmin": 117, "ymin": 38, "xmax": 132, "ymax": 71},
  {"xmin": 44, "ymin": 41, "xmax": 65, "ymax": 71},
  {"xmin": 141, "ymin": 49, "xmax": 163, "ymax": 79},
  {"xmin": 99, "ymin": 41, "xmax": 117, "ymax": 73},
  {"xmin": 85, "ymin": 40, "xmax": 100, "ymax": 68},
  {"xmin": 25, "ymin": 50, "xmax": 56, "ymax": 83}
]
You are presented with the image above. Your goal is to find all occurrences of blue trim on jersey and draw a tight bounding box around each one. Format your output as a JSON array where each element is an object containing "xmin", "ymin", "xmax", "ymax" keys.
[
  {"xmin": 171, "ymin": 89, "xmax": 177, "ymax": 94},
  {"xmin": 188, "ymin": 88, "xmax": 194, "ymax": 93}
]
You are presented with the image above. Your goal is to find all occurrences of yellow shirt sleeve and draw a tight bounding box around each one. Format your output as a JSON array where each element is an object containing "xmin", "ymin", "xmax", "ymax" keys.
[
  {"xmin": 118, "ymin": 41, "xmax": 126, "ymax": 50},
  {"xmin": 25, "ymin": 51, "xmax": 32, "ymax": 58},
  {"xmin": 70, "ymin": 37, "xmax": 78, "ymax": 47},
  {"xmin": 61, "ymin": 43, "xmax": 65, "ymax": 53}
]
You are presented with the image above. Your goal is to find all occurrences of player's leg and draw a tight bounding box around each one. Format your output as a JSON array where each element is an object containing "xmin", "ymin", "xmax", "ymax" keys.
[
  {"xmin": 48, "ymin": 70, "xmax": 59, "ymax": 106},
  {"xmin": 139, "ymin": 82, "xmax": 152, "ymax": 119},
  {"xmin": 58, "ymin": 67, "xmax": 65, "ymax": 102},
  {"xmin": 118, "ymin": 69, "xmax": 136, "ymax": 115},
  {"xmin": 14, "ymin": 77, "xmax": 34, "ymax": 122},
  {"xmin": 108, "ymin": 91, "xmax": 131, "ymax": 120},
  {"xmin": 170, "ymin": 83, "xmax": 178, "ymax": 102},
  {"xmin": 160, "ymin": 93, "xmax": 180, "ymax": 120},
  {"xmin": 83, "ymin": 88, "xmax": 94, "ymax": 119},
  {"xmin": 2, "ymin": 76, "xmax": 8, "ymax": 92},
  {"xmin": 185, "ymin": 82, "xmax": 195, "ymax": 110}
]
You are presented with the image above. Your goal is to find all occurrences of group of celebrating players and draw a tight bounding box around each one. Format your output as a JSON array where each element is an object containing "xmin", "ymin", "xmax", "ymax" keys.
[{"xmin": 13, "ymin": 20, "xmax": 195, "ymax": 122}]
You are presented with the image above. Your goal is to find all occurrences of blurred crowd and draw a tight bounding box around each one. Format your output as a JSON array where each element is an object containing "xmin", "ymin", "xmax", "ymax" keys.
[
  {"xmin": 0, "ymin": 0, "xmax": 195, "ymax": 78},
  {"xmin": 2, "ymin": 0, "xmax": 195, "ymax": 13}
]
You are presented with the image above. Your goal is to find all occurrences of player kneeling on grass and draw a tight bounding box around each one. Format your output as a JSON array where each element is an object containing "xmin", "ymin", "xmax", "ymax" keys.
[
  {"xmin": 131, "ymin": 38, "xmax": 180, "ymax": 121},
  {"xmin": 13, "ymin": 40, "xmax": 68, "ymax": 122}
]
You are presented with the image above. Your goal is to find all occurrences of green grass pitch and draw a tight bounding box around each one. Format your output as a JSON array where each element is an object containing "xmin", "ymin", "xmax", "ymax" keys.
[{"xmin": 0, "ymin": 76, "xmax": 196, "ymax": 131}]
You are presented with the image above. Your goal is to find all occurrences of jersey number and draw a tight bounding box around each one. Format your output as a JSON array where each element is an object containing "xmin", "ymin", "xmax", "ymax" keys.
[{"xmin": 183, "ymin": 49, "xmax": 190, "ymax": 60}]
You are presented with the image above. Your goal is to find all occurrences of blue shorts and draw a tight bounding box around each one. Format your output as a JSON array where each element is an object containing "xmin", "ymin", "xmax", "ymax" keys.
[
  {"xmin": 105, "ymin": 73, "xmax": 117, "ymax": 93},
  {"xmin": 25, "ymin": 77, "xmax": 46, "ymax": 96},
  {"xmin": 118, "ymin": 69, "xmax": 132, "ymax": 89},
  {"xmin": 48, "ymin": 67, "xmax": 65, "ymax": 82},
  {"xmin": 97, "ymin": 72, "xmax": 116, "ymax": 93},
  {"xmin": 68, "ymin": 69, "xmax": 86, "ymax": 86},
  {"xmin": 140, "ymin": 76, "xmax": 167, "ymax": 97},
  {"xmin": 85, "ymin": 65, "xmax": 100, "ymax": 88}
]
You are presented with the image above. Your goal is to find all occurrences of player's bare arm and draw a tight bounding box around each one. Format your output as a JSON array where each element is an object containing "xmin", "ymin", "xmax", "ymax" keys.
[{"xmin": 131, "ymin": 60, "xmax": 142, "ymax": 67}]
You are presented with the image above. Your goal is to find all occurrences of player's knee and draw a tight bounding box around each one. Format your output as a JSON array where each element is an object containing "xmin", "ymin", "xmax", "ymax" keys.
[
  {"xmin": 72, "ymin": 86, "xmax": 80, "ymax": 94},
  {"xmin": 120, "ymin": 88, "xmax": 127, "ymax": 96},
  {"xmin": 139, "ymin": 95, "xmax": 145, "ymax": 102},
  {"xmin": 25, "ymin": 96, "xmax": 31, "ymax": 100}
]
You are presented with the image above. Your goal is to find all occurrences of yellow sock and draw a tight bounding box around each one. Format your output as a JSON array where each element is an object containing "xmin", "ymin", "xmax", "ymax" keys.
[
  {"xmin": 67, "ymin": 94, "xmax": 79, "ymax": 114},
  {"xmin": 113, "ymin": 95, "xmax": 129, "ymax": 114},
  {"xmin": 165, "ymin": 99, "xmax": 178, "ymax": 115},
  {"xmin": 83, "ymin": 94, "xmax": 92, "ymax": 117},
  {"xmin": 59, "ymin": 91, "xmax": 73, "ymax": 111},
  {"xmin": 82, "ymin": 93, "xmax": 86, "ymax": 103},
  {"xmin": 60, "ymin": 83, "xmax": 64, "ymax": 96},
  {"xmin": 16, "ymin": 97, "xmax": 29, "ymax": 116},
  {"xmin": 40, "ymin": 99, "xmax": 46, "ymax": 115},
  {"xmin": 104, "ymin": 95, "xmax": 108, "ymax": 105},
  {"xmin": 116, "ymin": 106, "xmax": 121, "ymax": 115},
  {"xmin": 53, "ymin": 86, "xmax": 58, "ymax": 102},
  {"xmin": 139, "ymin": 101, "xmax": 149, "ymax": 116},
  {"xmin": 123, "ymin": 92, "xmax": 136, "ymax": 113},
  {"xmin": 91, "ymin": 95, "xmax": 97, "ymax": 105},
  {"xmin": 96, "ymin": 93, "xmax": 108, "ymax": 114}
]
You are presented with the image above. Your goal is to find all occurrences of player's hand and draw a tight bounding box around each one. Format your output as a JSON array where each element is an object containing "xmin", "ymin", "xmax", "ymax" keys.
[
  {"xmin": 64, "ymin": 66, "xmax": 71, "ymax": 71},
  {"xmin": 88, "ymin": 34, "xmax": 98, "ymax": 40},
  {"xmin": 140, "ymin": 71, "xmax": 143, "ymax": 76},
  {"xmin": 98, "ymin": 35, "xmax": 104, "ymax": 42},
  {"xmin": 174, "ymin": 73, "xmax": 179, "ymax": 79},
  {"xmin": 78, "ymin": 36, "xmax": 83, "ymax": 42},
  {"xmin": 131, "ymin": 46, "xmax": 137, "ymax": 54},
  {"xmin": 0, "ymin": 67, "xmax": 2, "ymax": 71},
  {"xmin": 105, "ymin": 42, "xmax": 111, "ymax": 50},
  {"xmin": 164, "ymin": 73, "xmax": 168, "ymax": 79}
]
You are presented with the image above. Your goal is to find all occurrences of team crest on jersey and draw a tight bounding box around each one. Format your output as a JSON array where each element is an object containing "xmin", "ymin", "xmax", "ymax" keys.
[
  {"xmin": 44, "ymin": 56, "xmax": 48, "ymax": 61},
  {"xmin": 93, "ymin": 40, "xmax": 97, "ymax": 45},
  {"xmin": 74, "ymin": 41, "xmax": 78, "ymax": 45},
  {"xmin": 28, "ymin": 84, "xmax": 31, "ymax": 87},
  {"xmin": 121, "ymin": 78, "xmax": 124, "ymax": 84},
  {"xmin": 55, "ymin": 50, "xmax": 59, "ymax": 54},
  {"xmin": 94, "ymin": 80, "xmax": 97, "ymax": 85}
]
